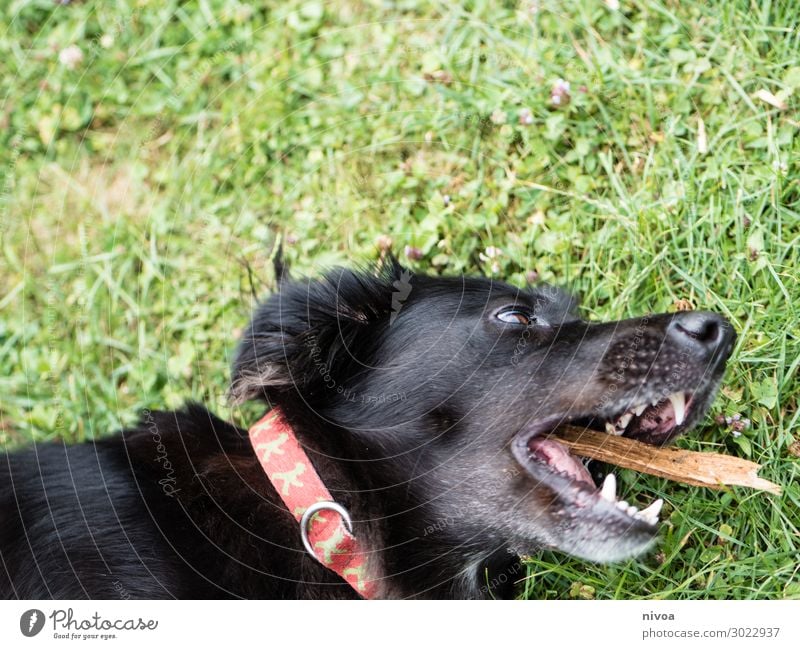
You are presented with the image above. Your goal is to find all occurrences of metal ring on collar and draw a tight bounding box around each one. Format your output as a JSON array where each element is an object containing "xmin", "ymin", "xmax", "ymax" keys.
[{"xmin": 299, "ymin": 500, "xmax": 353, "ymax": 561}]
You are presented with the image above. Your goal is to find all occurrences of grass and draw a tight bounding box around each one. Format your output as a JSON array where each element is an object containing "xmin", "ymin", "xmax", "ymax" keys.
[{"xmin": 0, "ymin": 0, "xmax": 798, "ymax": 599}]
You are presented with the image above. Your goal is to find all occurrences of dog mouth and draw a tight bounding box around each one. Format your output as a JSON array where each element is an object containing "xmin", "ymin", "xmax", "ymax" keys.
[
  {"xmin": 511, "ymin": 389, "xmax": 703, "ymax": 530},
  {"xmin": 581, "ymin": 390, "xmax": 693, "ymax": 446}
]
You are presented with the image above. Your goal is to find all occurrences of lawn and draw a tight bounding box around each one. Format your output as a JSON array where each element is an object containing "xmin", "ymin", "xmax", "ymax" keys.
[{"xmin": 0, "ymin": 0, "xmax": 798, "ymax": 599}]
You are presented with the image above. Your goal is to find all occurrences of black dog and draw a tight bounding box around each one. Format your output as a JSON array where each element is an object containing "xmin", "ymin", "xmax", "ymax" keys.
[{"xmin": 0, "ymin": 260, "xmax": 735, "ymax": 598}]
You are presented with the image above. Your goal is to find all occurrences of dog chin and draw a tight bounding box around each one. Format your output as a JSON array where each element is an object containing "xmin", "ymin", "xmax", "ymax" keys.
[{"xmin": 548, "ymin": 526, "xmax": 657, "ymax": 564}]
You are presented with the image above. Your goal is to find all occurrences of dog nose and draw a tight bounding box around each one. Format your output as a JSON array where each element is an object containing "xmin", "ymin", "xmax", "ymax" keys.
[{"xmin": 667, "ymin": 312, "xmax": 733, "ymax": 357}]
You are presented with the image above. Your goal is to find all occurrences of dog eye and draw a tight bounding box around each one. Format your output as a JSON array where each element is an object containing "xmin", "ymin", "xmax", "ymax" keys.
[{"xmin": 496, "ymin": 309, "xmax": 535, "ymax": 325}]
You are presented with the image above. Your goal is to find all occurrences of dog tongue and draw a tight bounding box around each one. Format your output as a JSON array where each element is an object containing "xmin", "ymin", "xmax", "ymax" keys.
[{"xmin": 528, "ymin": 437, "xmax": 594, "ymax": 486}]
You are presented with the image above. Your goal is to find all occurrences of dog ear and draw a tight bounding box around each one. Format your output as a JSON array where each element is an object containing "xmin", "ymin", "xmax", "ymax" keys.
[{"xmin": 229, "ymin": 263, "xmax": 406, "ymax": 404}]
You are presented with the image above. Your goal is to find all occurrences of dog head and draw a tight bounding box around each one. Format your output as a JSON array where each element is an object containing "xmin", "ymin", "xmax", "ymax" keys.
[{"xmin": 230, "ymin": 260, "xmax": 735, "ymax": 564}]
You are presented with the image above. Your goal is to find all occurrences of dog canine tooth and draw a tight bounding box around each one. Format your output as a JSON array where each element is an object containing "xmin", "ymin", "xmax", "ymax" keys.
[
  {"xmin": 634, "ymin": 403, "xmax": 647, "ymax": 416},
  {"xmin": 639, "ymin": 498, "xmax": 664, "ymax": 522},
  {"xmin": 668, "ymin": 392, "xmax": 686, "ymax": 426},
  {"xmin": 634, "ymin": 511, "xmax": 656, "ymax": 525},
  {"xmin": 617, "ymin": 413, "xmax": 633, "ymax": 430},
  {"xmin": 600, "ymin": 473, "xmax": 617, "ymax": 502}
]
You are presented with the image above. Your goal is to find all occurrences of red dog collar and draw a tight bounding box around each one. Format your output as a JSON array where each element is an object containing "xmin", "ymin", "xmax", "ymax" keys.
[{"xmin": 248, "ymin": 409, "xmax": 378, "ymax": 598}]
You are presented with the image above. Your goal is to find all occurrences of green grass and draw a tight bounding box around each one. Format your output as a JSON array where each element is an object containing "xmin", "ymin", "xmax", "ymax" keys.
[{"xmin": 1, "ymin": 0, "xmax": 798, "ymax": 599}]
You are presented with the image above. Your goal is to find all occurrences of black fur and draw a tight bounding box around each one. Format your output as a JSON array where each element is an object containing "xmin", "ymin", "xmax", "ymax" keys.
[{"xmin": 1, "ymin": 261, "xmax": 735, "ymax": 598}]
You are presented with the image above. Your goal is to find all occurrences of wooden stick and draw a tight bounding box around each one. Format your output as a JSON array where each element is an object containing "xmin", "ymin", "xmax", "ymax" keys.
[{"xmin": 551, "ymin": 426, "xmax": 782, "ymax": 496}]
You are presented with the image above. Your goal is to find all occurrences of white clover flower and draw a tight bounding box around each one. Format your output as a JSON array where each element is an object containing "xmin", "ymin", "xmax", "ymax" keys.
[
  {"xmin": 479, "ymin": 246, "xmax": 503, "ymax": 264},
  {"xmin": 518, "ymin": 107, "xmax": 534, "ymax": 125},
  {"xmin": 550, "ymin": 78, "xmax": 572, "ymax": 108},
  {"xmin": 490, "ymin": 109, "xmax": 507, "ymax": 125},
  {"xmin": 58, "ymin": 45, "xmax": 84, "ymax": 69}
]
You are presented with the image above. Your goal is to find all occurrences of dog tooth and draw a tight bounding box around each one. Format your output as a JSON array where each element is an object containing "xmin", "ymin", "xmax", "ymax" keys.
[
  {"xmin": 616, "ymin": 500, "xmax": 629, "ymax": 511},
  {"xmin": 600, "ymin": 473, "xmax": 617, "ymax": 502},
  {"xmin": 668, "ymin": 393, "xmax": 686, "ymax": 426},
  {"xmin": 634, "ymin": 403, "xmax": 647, "ymax": 416},
  {"xmin": 605, "ymin": 421, "xmax": 617, "ymax": 436},
  {"xmin": 634, "ymin": 511, "xmax": 657, "ymax": 525},
  {"xmin": 639, "ymin": 498, "xmax": 663, "ymax": 521},
  {"xmin": 627, "ymin": 505, "xmax": 638, "ymax": 517},
  {"xmin": 617, "ymin": 413, "xmax": 633, "ymax": 430}
]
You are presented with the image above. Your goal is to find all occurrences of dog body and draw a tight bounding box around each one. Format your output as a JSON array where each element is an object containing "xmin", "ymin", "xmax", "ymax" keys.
[{"xmin": 0, "ymin": 263, "xmax": 735, "ymax": 598}]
